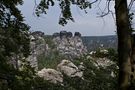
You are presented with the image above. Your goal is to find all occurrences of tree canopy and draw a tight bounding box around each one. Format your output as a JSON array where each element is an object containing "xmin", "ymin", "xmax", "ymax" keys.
[{"xmin": 35, "ymin": 0, "xmax": 93, "ymax": 26}]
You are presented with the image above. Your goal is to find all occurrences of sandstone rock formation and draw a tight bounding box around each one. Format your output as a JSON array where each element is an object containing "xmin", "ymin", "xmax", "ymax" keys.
[
  {"xmin": 95, "ymin": 58, "xmax": 115, "ymax": 68},
  {"xmin": 53, "ymin": 31, "xmax": 87, "ymax": 60},
  {"xmin": 26, "ymin": 31, "xmax": 87, "ymax": 70},
  {"xmin": 27, "ymin": 31, "xmax": 49, "ymax": 69},
  {"xmin": 37, "ymin": 59, "xmax": 83, "ymax": 84},
  {"xmin": 31, "ymin": 31, "xmax": 44, "ymax": 37},
  {"xmin": 57, "ymin": 60, "xmax": 83, "ymax": 78},
  {"xmin": 38, "ymin": 68, "xmax": 63, "ymax": 84}
]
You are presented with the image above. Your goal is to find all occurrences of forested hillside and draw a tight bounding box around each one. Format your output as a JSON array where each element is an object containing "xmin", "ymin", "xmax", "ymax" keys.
[{"xmin": 82, "ymin": 35, "xmax": 117, "ymax": 51}]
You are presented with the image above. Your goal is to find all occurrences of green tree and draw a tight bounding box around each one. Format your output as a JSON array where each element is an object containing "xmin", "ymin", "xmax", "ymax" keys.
[{"xmin": 0, "ymin": 0, "xmax": 33, "ymax": 89}]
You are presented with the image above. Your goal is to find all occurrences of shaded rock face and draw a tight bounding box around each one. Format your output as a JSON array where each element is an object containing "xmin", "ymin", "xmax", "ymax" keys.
[
  {"xmin": 74, "ymin": 32, "xmax": 81, "ymax": 37},
  {"xmin": 57, "ymin": 60, "xmax": 83, "ymax": 78},
  {"xmin": 60, "ymin": 31, "xmax": 67, "ymax": 38},
  {"xmin": 53, "ymin": 31, "xmax": 87, "ymax": 59},
  {"xmin": 38, "ymin": 68, "xmax": 63, "ymax": 84},
  {"xmin": 67, "ymin": 32, "xmax": 72, "ymax": 38},
  {"xmin": 53, "ymin": 33, "xmax": 60, "ymax": 37},
  {"xmin": 31, "ymin": 31, "xmax": 44, "ymax": 37}
]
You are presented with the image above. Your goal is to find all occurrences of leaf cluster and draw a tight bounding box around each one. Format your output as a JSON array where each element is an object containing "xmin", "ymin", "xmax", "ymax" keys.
[
  {"xmin": 35, "ymin": 0, "xmax": 91, "ymax": 26},
  {"xmin": 0, "ymin": 0, "xmax": 31, "ymax": 89}
]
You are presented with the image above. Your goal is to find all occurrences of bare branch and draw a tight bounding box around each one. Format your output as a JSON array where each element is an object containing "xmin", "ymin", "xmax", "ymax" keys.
[
  {"xmin": 32, "ymin": 0, "xmax": 38, "ymax": 17},
  {"xmin": 98, "ymin": 0, "xmax": 112, "ymax": 17},
  {"xmin": 128, "ymin": 0, "xmax": 134, "ymax": 10},
  {"xmin": 90, "ymin": 0, "xmax": 98, "ymax": 4}
]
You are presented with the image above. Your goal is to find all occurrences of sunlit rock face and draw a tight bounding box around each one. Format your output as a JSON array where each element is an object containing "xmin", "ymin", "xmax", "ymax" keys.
[
  {"xmin": 27, "ymin": 31, "xmax": 49, "ymax": 69},
  {"xmin": 95, "ymin": 58, "xmax": 115, "ymax": 68},
  {"xmin": 38, "ymin": 68, "xmax": 63, "ymax": 84},
  {"xmin": 27, "ymin": 31, "xmax": 87, "ymax": 69},
  {"xmin": 37, "ymin": 60, "xmax": 83, "ymax": 84},
  {"xmin": 53, "ymin": 31, "xmax": 87, "ymax": 60},
  {"xmin": 88, "ymin": 49, "xmax": 115, "ymax": 68},
  {"xmin": 57, "ymin": 60, "xmax": 83, "ymax": 78},
  {"xmin": 94, "ymin": 57, "xmax": 118, "ymax": 77}
]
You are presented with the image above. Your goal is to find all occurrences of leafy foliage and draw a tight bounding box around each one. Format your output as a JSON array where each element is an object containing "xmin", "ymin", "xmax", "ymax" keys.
[
  {"xmin": 37, "ymin": 35, "xmax": 66, "ymax": 70},
  {"xmin": 72, "ymin": 54, "xmax": 118, "ymax": 90},
  {"xmin": 0, "ymin": 0, "xmax": 32, "ymax": 89},
  {"xmin": 43, "ymin": 35, "xmax": 55, "ymax": 49},
  {"xmin": 36, "ymin": 0, "xmax": 91, "ymax": 26},
  {"xmin": 37, "ymin": 50, "xmax": 65, "ymax": 70}
]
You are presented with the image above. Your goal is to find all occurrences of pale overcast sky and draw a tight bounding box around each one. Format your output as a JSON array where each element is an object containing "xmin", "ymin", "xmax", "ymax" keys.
[{"xmin": 19, "ymin": 0, "xmax": 117, "ymax": 36}]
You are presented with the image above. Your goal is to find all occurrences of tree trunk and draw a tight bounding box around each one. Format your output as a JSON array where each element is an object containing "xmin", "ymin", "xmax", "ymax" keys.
[
  {"xmin": 115, "ymin": 0, "xmax": 132, "ymax": 90},
  {"xmin": 130, "ymin": 35, "xmax": 135, "ymax": 86}
]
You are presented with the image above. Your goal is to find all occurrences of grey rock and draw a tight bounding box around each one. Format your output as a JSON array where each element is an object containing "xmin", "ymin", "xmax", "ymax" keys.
[
  {"xmin": 27, "ymin": 33, "xmax": 50, "ymax": 70},
  {"xmin": 53, "ymin": 31, "xmax": 87, "ymax": 59},
  {"xmin": 38, "ymin": 68, "xmax": 63, "ymax": 84},
  {"xmin": 57, "ymin": 60, "xmax": 83, "ymax": 78}
]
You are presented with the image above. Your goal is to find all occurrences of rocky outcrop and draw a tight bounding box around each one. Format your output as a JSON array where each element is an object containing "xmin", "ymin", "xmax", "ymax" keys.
[
  {"xmin": 37, "ymin": 59, "xmax": 84, "ymax": 84},
  {"xmin": 27, "ymin": 31, "xmax": 49, "ymax": 69},
  {"xmin": 95, "ymin": 58, "xmax": 115, "ymax": 68},
  {"xmin": 26, "ymin": 31, "xmax": 87, "ymax": 70},
  {"xmin": 26, "ymin": 31, "xmax": 87, "ymax": 69},
  {"xmin": 57, "ymin": 60, "xmax": 83, "ymax": 78},
  {"xmin": 88, "ymin": 49, "xmax": 116, "ymax": 68},
  {"xmin": 53, "ymin": 31, "xmax": 87, "ymax": 59},
  {"xmin": 38, "ymin": 68, "xmax": 63, "ymax": 84},
  {"xmin": 31, "ymin": 31, "xmax": 44, "ymax": 37}
]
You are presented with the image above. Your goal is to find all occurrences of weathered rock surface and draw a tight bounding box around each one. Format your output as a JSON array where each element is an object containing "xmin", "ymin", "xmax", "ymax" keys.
[
  {"xmin": 26, "ymin": 31, "xmax": 87, "ymax": 70},
  {"xmin": 37, "ymin": 59, "xmax": 83, "ymax": 84},
  {"xmin": 53, "ymin": 31, "xmax": 87, "ymax": 59},
  {"xmin": 38, "ymin": 68, "xmax": 63, "ymax": 84},
  {"xmin": 57, "ymin": 60, "xmax": 83, "ymax": 78},
  {"xmin": 95, "ymin": 58, "xmax": 115, "ymax": 68},
  {"xmin": 31, "ymin": 31, "xmax": 44, "ymax": 37},
  {"xmin": 27, "ymin": 31, "xmax": 50, "ymax": 69}
]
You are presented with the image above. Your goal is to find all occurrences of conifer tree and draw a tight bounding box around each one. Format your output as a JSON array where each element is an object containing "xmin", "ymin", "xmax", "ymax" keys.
[{"xmin": 0, "ymin": 0, "xmax": 33, "ymax": 89}]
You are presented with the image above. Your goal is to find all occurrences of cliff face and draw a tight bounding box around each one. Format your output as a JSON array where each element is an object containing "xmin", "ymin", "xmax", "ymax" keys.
[
  {"xmin": 53, "ymin": 31, "xmax": 87, "ymax": 60},
  {"xmin": 27, "ymin": 31, "xmax": 87, "ymax": 69},
  {"xmin": 27, "ymin": 31, "xmax": 49, "ymax": 69}
]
